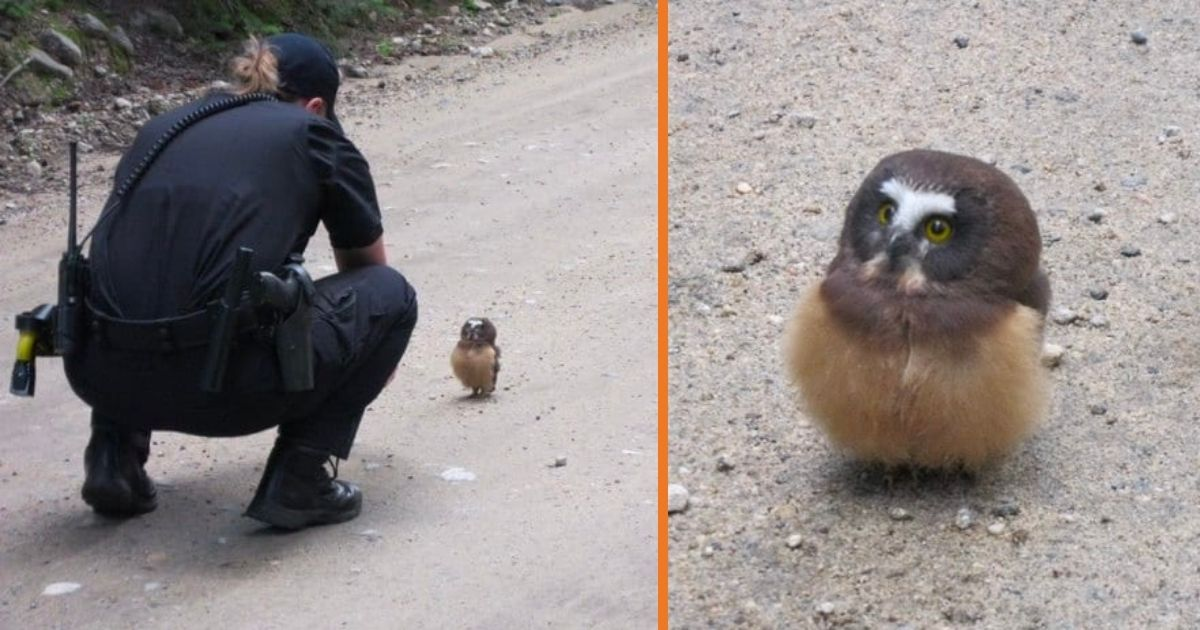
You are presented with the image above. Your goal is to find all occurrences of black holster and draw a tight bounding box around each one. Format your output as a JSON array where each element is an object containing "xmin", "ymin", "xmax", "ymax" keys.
[{"xmin": 251, "ymin": 255, "xmax": 316, "ymax": 393}]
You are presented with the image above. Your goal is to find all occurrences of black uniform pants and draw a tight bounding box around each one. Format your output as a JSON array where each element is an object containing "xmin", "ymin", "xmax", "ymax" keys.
[{"xmin": 65, "ymin": 265, "xmax": 417, "ymax": 459}]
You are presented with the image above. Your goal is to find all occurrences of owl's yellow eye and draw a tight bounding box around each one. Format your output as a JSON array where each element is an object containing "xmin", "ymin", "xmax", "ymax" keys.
[
  {"xmin": 924, "ymin": 217, "xmax": 953, "ymax": 243},
  {"xmin": 877, "ymin": 202, "xmax": 896, "ymax": 225}
]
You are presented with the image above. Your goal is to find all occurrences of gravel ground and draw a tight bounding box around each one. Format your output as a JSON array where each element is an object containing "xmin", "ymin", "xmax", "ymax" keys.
[{"xmin": 668, "ymin": 1, "xmax": 1200, "ymax": 627}]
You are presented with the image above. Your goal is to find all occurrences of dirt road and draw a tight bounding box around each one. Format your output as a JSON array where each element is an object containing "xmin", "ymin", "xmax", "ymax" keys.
[
  {"xmin": 0, "ymin": 4, "xmax": 657, "ymax": 628},
  {"xmin": 669, "ymin": 1, "xmax": 1200, "ymax": 627}
]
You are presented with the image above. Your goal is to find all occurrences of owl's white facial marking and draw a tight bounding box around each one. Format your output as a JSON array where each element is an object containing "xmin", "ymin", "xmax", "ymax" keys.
[{"xmin": 879, "ymin": 177, "xmax": 957, "ymax": 233}]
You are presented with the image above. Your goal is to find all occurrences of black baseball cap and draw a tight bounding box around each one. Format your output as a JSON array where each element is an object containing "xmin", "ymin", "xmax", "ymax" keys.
[{"xmin": 267, "ymin": 33, "xmax": 342, "ymax": 133}]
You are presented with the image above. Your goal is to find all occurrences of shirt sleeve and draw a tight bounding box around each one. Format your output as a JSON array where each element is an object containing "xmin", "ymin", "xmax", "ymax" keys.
[{"xmin": 306, "ymin": 118, "xmax": 385, "ymax": 249}]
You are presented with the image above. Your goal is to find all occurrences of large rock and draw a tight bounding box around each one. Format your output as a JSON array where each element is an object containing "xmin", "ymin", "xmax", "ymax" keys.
[
  {"xmin": 132, "ymin": 8, "xmax": 183, "ymax": 38},
  {"xmin": 38, "ymin": 30, "xmax": 84, "ymax": 67},
  {"xmin": 74, "ymin": 12, "xmax": 109, "ymax": 38},
  {"xmin": 108, "ymin": 26, "xmax": 134, "ymax": 56},
  {"xmin": 27, "ymin": 49, "xmax": 75, "ymax": 80}
]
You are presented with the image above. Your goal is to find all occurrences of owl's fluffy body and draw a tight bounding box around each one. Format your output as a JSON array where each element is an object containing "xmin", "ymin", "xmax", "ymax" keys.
[
  {"xmin": 787, "ymin": 149, "xmax": 1050, "ymax": 469},
  {"xmin": 789, "ymin": 286, "xmax": 1048, "ymax": 469},
  {"xmin": 451, "ymin": 343, "xmax": 498, "ymax": 396},
  {"xmin": 451, "ymin": 317, "xmax": 499, "ymax": 396}
]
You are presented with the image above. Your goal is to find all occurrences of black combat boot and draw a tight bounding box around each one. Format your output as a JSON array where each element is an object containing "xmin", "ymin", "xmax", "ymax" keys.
[
  {"xmin": 81, "ymin": 422, "xmax": 157, "ymax": 517},
  {"xmin": 244, "ymin": 438, "xmax": 362, "ymax": 530}
]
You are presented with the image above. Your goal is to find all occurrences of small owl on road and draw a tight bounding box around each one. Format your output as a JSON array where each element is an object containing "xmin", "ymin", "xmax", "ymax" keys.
[
  {"xmin": 787, "ymin": 149, "xmax": 1051, "ymax": 470},
  {"xmin": 451, "ymin": 317, "xmax": 500, "ymax": 397}
]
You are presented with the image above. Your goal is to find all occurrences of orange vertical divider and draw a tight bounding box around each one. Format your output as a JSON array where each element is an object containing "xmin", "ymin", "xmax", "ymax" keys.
[{"xmin": 657, "ymin": 0, "xmax": 669, "ymax": 627}]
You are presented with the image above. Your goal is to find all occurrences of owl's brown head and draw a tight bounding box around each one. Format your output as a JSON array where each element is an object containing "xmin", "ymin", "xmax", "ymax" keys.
[
  {"xmin": 822, "ymin": 150, "xmax": 1047, "ymax": 343},
  {"xmin": 460, "ymin": 317, "xmax": 497, "ymax": 345}
]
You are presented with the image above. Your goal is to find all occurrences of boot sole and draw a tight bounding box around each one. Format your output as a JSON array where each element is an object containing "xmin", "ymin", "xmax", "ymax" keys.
[
  {"xmin": 244, "ymin": 499, "xmax": 362, "ymax": 530},
  {"xmin": 81, "ymin": 481, "xmax": 157, "ymax": 517}
]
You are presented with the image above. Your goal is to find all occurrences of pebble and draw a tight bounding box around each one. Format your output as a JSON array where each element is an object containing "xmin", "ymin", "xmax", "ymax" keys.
[
  {"xmin": 1162, "ymin": 125, "xmax": 1182, "ymax": 138},
  {"xmin": 766, "ymin": 314, "xmax": 785, "ymax": 326},
  {"xmin": 668, "ymin": 484, "xmax": 690, "ymax": 514},
  {"xmin": 1040, "ymin": 343, "xmax": 1065, "ymax": 368},
  {"xmin": 113, "ymin": 97, "xmax": 133, "ymax": 110},
  {"xmin": 715, "ymin": 454, "xmax": 735, "ymax": 472},
  {"xmin": 143, "ymin": 581, "xmax": 161, "ymax": 592},
  {"xmin": 25, "ymin": 160, "xmax": 42, "ymax": 178},
  {"xmin": 1130, "ymin": 30, "xmax": 1148, "ymax": 45},
  {"xmin": 1085, "ymin": 208, "xmax": 1106, "ymax": 223},
  {"xmin": 552, "ymin": 455, "xmax": 567, "ymax": 467},
  {"xmin": 789, "ymin": 113, "xmax": 817, "ymax": 129},
  {"xmin": 817, "ymin": 602, "xmax": 835, "ymax": 616},
  {"xmin": 1120, "ymin": 175, "xmax": 1148, "ymax": 189},
  {"xmin": 785, "ymin": 534, "xmax": 803, "ymax": 549},
  {"xmin": 1158, "ymin": 213, "xmax": 1176, "ymax": 225},
  {"xmin": 955, "ymin": 507, "xmax": 974, "ymax": 530},
  {"xmin": 990, "ymin": 500, "xmax": 1020, "ymax": 518},
  {"xmin": 987, "ymin": 522, "xmax": 1007, "ymax": 535},
  {"xmin": 1090, "ymin": 404, "xmax": 1108, "ymax": 416},
  {"xmin": 735, "ymin": 182, "xmax": 753, "ymax": 195},
  {"xmin": 1088, "ymin": 315, "xmax": 1109, "ymax": 329},
  {"xmin": 440, "ymin": 467, "xmax": 476, "ymax": 482},
  {"xmin": 1119, "ymin": 245, "xmax": 1141, "ymax": 258},
  {"xmin": 953, "ymin": 35, "xmax": 969, "ymax": 48},
  {"xmin": 676, "ymin": 53, "xmax": 690, "ymax": 62},
  {"xmin": 42, "ymin": 582, "xmax": 82, "ymax": 596},
  {"xmin": 470, "ymin": 46, "xmax": 496, "ymax": 58},
  {"xmin": 888, "ymin": 507, "xmax": 913, "ymax": 521},
  {"xmin": 1088, "ymin": 288, "xmax": 1109, "ymax": 300},
  {"xmin": 1050, "ymin": 307, "xmax": 1077, "ymax": 325}
]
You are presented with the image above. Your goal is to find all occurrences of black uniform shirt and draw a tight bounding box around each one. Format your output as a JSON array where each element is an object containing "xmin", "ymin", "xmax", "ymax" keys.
[{"xmin": 88, "ymin": 93, "xmax": 383, "ymax": 319}]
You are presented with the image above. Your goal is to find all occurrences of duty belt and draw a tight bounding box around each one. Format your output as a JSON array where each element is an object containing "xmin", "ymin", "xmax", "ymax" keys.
[{"xmin": 85, "ymin": 299, "xmax": 260, "ymax": 353}]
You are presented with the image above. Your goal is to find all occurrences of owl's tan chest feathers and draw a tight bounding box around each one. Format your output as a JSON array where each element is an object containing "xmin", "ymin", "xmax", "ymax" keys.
[{"xmin": 787, "ymin": 285, "xmax": 1048, "ymax": 469}]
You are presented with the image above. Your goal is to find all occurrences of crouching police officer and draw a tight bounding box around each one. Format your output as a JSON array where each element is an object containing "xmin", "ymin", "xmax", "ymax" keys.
[{"xmin": 63, "ymin": 34, "xmax": 417, "ymax": 529}]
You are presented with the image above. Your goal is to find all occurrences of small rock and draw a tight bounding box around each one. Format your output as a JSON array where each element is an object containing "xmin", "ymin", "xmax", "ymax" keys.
[
  {"xmin": 468, "ymin": 0, "xmax": 493, "ymax": 9},
  {"xmin": 668, "ymin": 484, "xmax": 690, "ymax": 514},
  {"xmin": 27, "ymin": 48, "xmax": 75, "ymax": 80},
  {"xmin": 1085, "ymin": 208, "xmax": 1106, "ymax": 223},
  {"xmin": 552, "ymin": 455, "xmax": 567, "ymax": 468},
  {"xmin": 108, "ymin": 27, "xmax": 134, "ymax": 55},
  {"xmin": 1050, "ymin": 307, "xmax": 1077, "ymax": 326},
  {"xmin": 1040, "ymin": 343, "xmax": 1065, "ymax": 368},
  {"xmin": 735, "ymin": 182, "xmax": 753, "ymax": 195},
  {"xmin": 817, "ymin": 601, "xmax": 835, "ymax": 616},
  {"xmin": 143, "ymin": 581, "xmax": 161, "ymax": 592},
  {"xmin": 342, "ymin": 64, "xmax": 370, "ymax": 79},
  {"xmin": 1130, "ymin": 30, "xmax": 1148, "ymax": 45},
  {"xmin": 470, "ymin": 46, "xmax": 496, "ymax": 58},
  {"xmin": 25, "ymin": 160, "xmax": 42, "ymax": 178},
  {"xmin": 767, "ymin": 314, "xmax": 785, "ymax": 326},
  {"xmin": 1120, "ymin": 175, "xmax": 1148, "ymax": 189},
  {"xmin": 953, "ymin": 35, "xmax": 970, "ymax": 48},
  {"xmin": 75, "ymin": 13, "xmax": 110, "ymax": 38},
  {"xmin": 93, "ymin": 64, "xmax": 108, "ymax": 77},
  {"xmin": 1119, "ymin": 245, "xmax": 1141, "ymax": 258},
  {"xmin": 889, "ymin": 507, "xmax": 913, "ymax": 521},
  {"xmin": 39, "ymin": 29, "xmax": 84, "ymax": 67},
  {"xmin": 147, "ymin": 95, "xmax": 169, "ymax": 115},
  {"xmin": 715, "ymin": 455, "xmax": 735, "ymax": 473},
  {"xmin": 987, "ymin": 522, "xmax": 1007, "ymax": 535},
  {"xmin": 1088, "ymin": 315, "xmax": 1109, "ymax": 329},
  {"xmin": 676, "ymin": 52, "xmax": 689, "ymax": 62},
  {"xmin": 1158, "ymin": 213, "xmax": 1176, "ymax": 225},
  {"xmin": 132, "ymin": 7, "xmax": 184, "ymax": 38},
  {"xmin": 440, "ymin": 467, "xmax": 476, "ymax": 482},
  {"xmin": 789, "ymin": 113, "xmax": 817, "ymax": 129},
  {"xmin": 113, "ymin": 97, "xmax": 133, "ymax": 110},
  {"xmin": 1088, "ymin": 288, "xmax": 1109, "ymax": 300},
  {"xmin": 785, "ymin": 534, "xmax": 803, "ymax": 549},
  {"xmin": 990, "ymin": 500, "xmax": 1020, "ymax": 518},
  {"xmin": 955, "ymin": 507, "xmax": 974, "ymax": 530},
  {"xmin": 1090, "ymin": 404, "xmax": 1108, "ymax": 416},
  {"xmin": 42, "ymin": 582, "xmax": 82, "ymax": 596}
]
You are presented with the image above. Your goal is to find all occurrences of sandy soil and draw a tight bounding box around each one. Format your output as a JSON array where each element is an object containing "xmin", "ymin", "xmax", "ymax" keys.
[
  {"xmin": 0, "ymin": 4, "xmax": 657, "ymax": 628},
  {"xmin": 668, "ymin": 1, "xmax": 1200, "ymax": 627}
]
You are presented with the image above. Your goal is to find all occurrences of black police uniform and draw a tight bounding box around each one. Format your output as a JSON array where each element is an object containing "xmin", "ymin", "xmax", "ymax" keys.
[{"xmin": 65, "ymin": 92, "xmax": 418, "ymax": 461}]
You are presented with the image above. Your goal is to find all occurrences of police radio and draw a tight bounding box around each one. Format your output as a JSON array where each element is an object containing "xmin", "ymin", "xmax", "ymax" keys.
[{"xmin": 10, "ymin": 141, "xmax": 86, "ymax": 396}]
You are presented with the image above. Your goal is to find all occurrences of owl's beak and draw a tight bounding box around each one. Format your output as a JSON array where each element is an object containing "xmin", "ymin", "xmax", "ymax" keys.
[{"xmin": 886, "ymin": 232, "xmax": 917, "ymax": 271}]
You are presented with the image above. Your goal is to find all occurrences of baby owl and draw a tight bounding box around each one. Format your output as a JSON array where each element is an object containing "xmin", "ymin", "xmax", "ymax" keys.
[
  {"xmin": 787, "ymin": 149, "xmax": 1051, "ymax": 470},
  {"xmin": 451, "ymin": 317, "xmax": 500, "ymax": 396}
]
